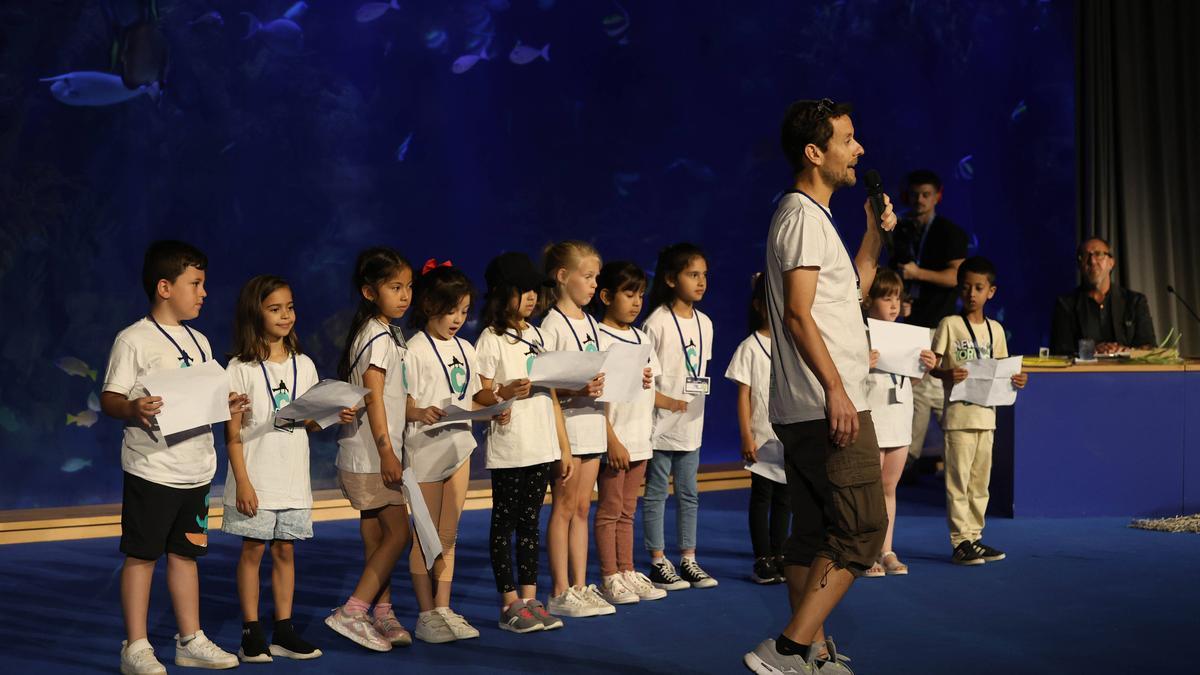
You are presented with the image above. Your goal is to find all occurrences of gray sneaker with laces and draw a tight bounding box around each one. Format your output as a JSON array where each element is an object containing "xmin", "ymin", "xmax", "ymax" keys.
[
  {"xmin": 743, "ymin": 638, "xmax": 814, "ymax": 674},
  {"xmin": 814, "ymin": 637, "xmax": 853, "ymax": 673}
]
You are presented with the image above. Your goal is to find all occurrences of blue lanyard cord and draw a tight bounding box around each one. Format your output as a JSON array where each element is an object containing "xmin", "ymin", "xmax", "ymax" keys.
[
  {"xmin": 915, "ymin": 218, "xmax": 933, "ymax": 266},
  {"xmin": 669, "ymin": 308, "xmax": 704, "ymax": 377},
  {"xmin": 259, "ymin": 355, "xmax": 299, "ymax": 412},
  {"xmin": 785, "ymin": 189, "xmax": 861, "ymax": 289},
  {"xmin": 551, "ymin": 306, "xmax": 599, "ymax": 351},
  {"xmin": 424, "ymin": 332, "xmax": 470, "ymax": 401},
  {"xmin": 348, "ymin": 323, "xmax": 404, "ymax": 375},
  {"xmin": 960, "ymin": 315, "xmax": 993, "ymax": 358},
  {"xmin": 599, "ymin": 326, "xmax": 642, "ymax": 345},
  {"xmin": 148, "ymin": 316, "xmax": 207, "ymax": 365},
  {"xmin": 504, "ymin": 326, "xmax": 545, "ymax": 352},
  {"xmin": 751, "ymin": 332, "xmax": 769, "ymax": 359}
]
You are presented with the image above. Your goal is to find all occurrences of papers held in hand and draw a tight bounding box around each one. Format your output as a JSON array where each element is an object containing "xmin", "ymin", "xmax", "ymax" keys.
[
  {"xmin": 745, "ymin": 439, "xmax": 787, "ymax": 484},
  {"xmin": 274, "ymin": 379, "xmax": 370, "ymax": 429},
  {"xmin": 402, "ymin": 471, "xmax": 443, "ymax": 570},
  {"xmin": 439, "ymin": 398, "xmax": 513, "ymax": 423},
  {"xmin": 528, "ymin": 351, "xmax": 609, "ymax": 390},
  {"xmin": 140, "ymin": 361, "xmax": 231, "ymax": 436},
  {"xmin": 597, "ymin": 342, "xmax": 654, "ymax": 403},
  {"xmin": 867, "ymin": 318, "xmax": 931, "ymax": 379},
  {"xmin": 949, "ymin": 356, "xmax": 1024, "ymax": 407}
]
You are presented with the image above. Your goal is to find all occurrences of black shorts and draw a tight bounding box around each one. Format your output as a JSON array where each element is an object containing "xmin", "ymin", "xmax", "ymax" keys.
[{"xmin": 120, "ymin": 472, "xmax": 211, "ymax": 560}]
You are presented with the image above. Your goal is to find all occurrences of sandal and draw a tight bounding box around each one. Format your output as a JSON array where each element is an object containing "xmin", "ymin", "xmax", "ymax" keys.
[
  {"xmin": 880, "ymin": 551, "xmax": 908, "ymax": 576},
  {"xmin": 863, "ymin": 560, "xmax": 885, "ymax": 578}
]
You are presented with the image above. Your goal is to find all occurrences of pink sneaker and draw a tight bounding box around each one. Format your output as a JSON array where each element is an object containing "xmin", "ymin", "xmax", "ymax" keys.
[
  {"xmin": 372, "ymin": 611, "xmax": 413, "ymax": 647},
  {"xmin": 324, "ymin": 607, "xmax": 391, "ymax": 652}
]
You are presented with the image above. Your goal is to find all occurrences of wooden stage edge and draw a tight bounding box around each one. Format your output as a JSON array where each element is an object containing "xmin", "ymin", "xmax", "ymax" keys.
[{"xmin": 0, "ymin": 464, "xmax": 752, "ymax": 546}]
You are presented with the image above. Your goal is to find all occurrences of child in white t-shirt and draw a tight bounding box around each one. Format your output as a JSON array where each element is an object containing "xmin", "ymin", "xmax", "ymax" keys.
[
  {"xmin": 403, "ymin": 261, "xmax": 488, "ymax": 643},
  {"xmin": 725, "ymin": 273, "xmax": 790, "ymax": 585},
  {"xmin": 222, "ymin": 275, "xmax": 355, "ymax": 661},
  {"xmin": 539, "ymin": 241, "xmax": 614, "ymax": 618},
  {"xmin": 642, "ymin": 242, "xmax": 717, "ymax": 590},
  {"xmin": 592, "ymin": 261, "xmax": 669, "ymax": 605},
  {"xmin": 100, "ymin": 241, "xmax": 245, "ymax": 672},
  {"xmin": 862, "ymin": 268, "xmax": 937, "ymax": 577},
  {"xmin": 326, "ymin": 247, "xmax": 415, "ymax": 652},
  {"xmin": 474, "ymin": 251, "xmax": 574, "ymax": 633}
]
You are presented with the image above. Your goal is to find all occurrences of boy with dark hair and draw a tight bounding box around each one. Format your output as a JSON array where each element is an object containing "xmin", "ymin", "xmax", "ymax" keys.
[
  {"xmin": 930, "ymin": 256, "xmax": 1027, "ymax": 566},
  {"xmin": 100, "ymin": 240, "xmax": 247, "ymax": 673}
]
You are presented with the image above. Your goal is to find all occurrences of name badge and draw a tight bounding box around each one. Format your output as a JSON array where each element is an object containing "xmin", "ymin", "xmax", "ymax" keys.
[{"xmin": 684, "ymin": 376, "xmax": 711, "ymax": 396}]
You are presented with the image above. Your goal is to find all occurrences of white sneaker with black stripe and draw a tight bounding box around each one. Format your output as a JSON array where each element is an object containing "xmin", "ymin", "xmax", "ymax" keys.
[
  {"xmin": 648, "ymin": 558, "xmax": 691, "ymax": 590},
  {"xmin": 679, "ymin": 557, "xmax": 718, "ymax": 588}
]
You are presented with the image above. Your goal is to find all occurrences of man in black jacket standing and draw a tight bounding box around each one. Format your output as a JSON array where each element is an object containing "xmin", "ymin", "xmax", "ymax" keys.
[{"xmin": 1051, "ymin": 237, "xmax": 1156, "ymax": 355}]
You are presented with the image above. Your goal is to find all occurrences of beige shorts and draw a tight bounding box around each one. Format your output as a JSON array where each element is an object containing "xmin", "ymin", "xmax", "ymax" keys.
[{"xmin": 337, "ymin": 470, "xmax": 407, "ymax": 511}]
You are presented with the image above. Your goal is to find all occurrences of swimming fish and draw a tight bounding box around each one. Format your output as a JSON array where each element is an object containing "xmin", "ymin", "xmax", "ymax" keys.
[
  {"xmin": 509, "ymin": 41, "xmax": 550, "ymax": 65},
  {"xmin": 1010, "ymin": 99, "xmax": 1028, "ymax": 122},
  {"xmin": 424, "ymin": 29, "xmax": 448, "ymax": 50},
  {"xmin": 283, "ymin": 1, "xmax": 309, "ymax": 21},
  {"xmin": 187, "ymin": 11, "xmax": 224, "ymax": 27},
  {"xmin": 61, "ymin": 458, "xmax": 93, "ymax": 473},
  {"xmin": 55, "ymin": 356, "xmax": 97, "ymax": 380},
  {"xmin": 356, "ymin": 0, "xmax": 401, "ymax": 23},
  {"xmin": 452, "ymin": 46, "xmax": 491, "ymax": 74},
  {"xmin": 613, "ymin": 172, "xmax": 640, "ymax": 197},
  {"xmin": 241, "ymin": 13, "xmax": 304, "ymax": 55},
  {"xmin": 396, "ymin": 132, "xmax": 413, "ymax": 161},
  {"xmin": 602, "ymin": 2, "xmax": 631, "ymax": 39},
  {"xmin": 118, "ymin": 20, "xmax": 169, "ymax": 89},
  {"xmin": 67, "ymin": 410, "xmax": 99, "ymax": 428},
  {"xmin": 42, "ymin": 72, "xmax": 159, "ymax": 107},
  {"xmin": 87, "ymin": 391, "xmax": 101, "ymax": 412},
  {"xmin": 956, "ymin": 154, "xmax": 975, "ymax": 181},
  {"xmin": 666, "ymin": 158, "xmax": 716, "ymax": 182}
]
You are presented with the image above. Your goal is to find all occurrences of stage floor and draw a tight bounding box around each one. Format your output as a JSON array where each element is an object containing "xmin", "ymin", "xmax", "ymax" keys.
[{"xmin": 0, "ymin": 479, "xmax": 1195, "ymax": 673}]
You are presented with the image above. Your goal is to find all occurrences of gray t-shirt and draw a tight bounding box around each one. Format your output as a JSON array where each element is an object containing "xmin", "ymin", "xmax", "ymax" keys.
[{"xmin": 765, "ymin": 192, "xmax": 870, "ymax": 424}]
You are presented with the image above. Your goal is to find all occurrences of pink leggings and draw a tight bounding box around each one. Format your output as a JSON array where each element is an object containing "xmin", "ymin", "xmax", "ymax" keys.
[{"xmin": 594, "ymin": 459, "xmax": 648, "ymax": 577}]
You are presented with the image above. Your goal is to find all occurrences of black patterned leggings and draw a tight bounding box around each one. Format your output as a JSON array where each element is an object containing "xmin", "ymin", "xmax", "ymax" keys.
[{"xmin": 489, "ymin": 461, "xmax": 553, "ymax": 593}]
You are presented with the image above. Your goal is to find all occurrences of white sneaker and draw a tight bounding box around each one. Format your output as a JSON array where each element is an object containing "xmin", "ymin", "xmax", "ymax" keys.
[
  {"xmin": 600, "ymin": 573, "xmax": 640, "ymax": 605},
  {"xmin": 121, "ymin": 639, "xmax": 167, "ymax": 675},
  {"xmin": 173, "ymin": 630, "xmax": 239, "ymax": 669},
  {"xmin": 436, "ymin": 607, "xmax": 480, "ymax": 640},
  {"xmin": 580, "ymin": 584, "xmax": 617, "ymax": 615},
  {"xmin": 622, "ymin": 570, "xmax": 668, "ymax": 601},
  {"xmin": 415, "ymin": 610, "xmax": 457, "ymax": 644},
  {"xmin": 548, "ymin": 586, "xmax": 600, "ymax": 617}
]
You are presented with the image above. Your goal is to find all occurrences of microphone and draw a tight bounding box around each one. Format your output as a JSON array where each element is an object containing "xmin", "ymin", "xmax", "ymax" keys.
[
  {"xmin": 1167, "ymin": 285, "xmax": 1200, "ymax": 325},
  {"xmin": 864, "ymin": 169, "xmax": 893, "ymax": 254}
]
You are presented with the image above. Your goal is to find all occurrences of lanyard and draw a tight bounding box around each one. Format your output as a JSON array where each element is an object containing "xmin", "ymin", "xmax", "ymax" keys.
[
  {"xmin": 148, "ymin": 316, "xmax": 207, "ymax": 366},
  {"xmin": 669, "ymin": 308, "xmax": 704, "ymax": 377},
  {"xmin": 785, "ymin": 190, "xmax": 860, "ymax": 289},
  {"xmin": 551, "ymin": 306, "xmax": 599, "ymax": 351},
  {"xmin": 599, "ymin": 326, "xmax": 642, "ymax": 345},
  {"xmin": 348, "ymin": 321, "xmax": 405, "ymax": 374},
  {"xmin": 915, "ymin": 218, "xmax": 933, "ymax": 266},
  {"xmin": 424, "ymin": 332, "xmax": 470, "ymax": 401},
  {"xmin": 960, "ymin": 314, "xmax": 993, "ymax": 358},
  {"xmin": 504, "ymin": 325, "xmax": 545, "ymax": 352},
  {"xmin": 259, "ymin": 355, "xmax": 299, "ymax": 412},
  {"xmin": 752, "ymin": 332, "xmax": 770, "ymax": 359}
]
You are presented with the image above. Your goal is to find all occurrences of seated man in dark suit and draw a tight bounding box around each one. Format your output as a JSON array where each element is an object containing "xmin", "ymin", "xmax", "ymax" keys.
[{"xmin": 1051, "ymin": 237, "xmax": 1156, "ymax": 355}]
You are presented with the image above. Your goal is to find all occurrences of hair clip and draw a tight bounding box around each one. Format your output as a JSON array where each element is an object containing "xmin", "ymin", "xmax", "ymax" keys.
[
  {"xmin": 815, "ymin": 98, "xmax": 834, "ymax": 116},
  {"xmin": 422, "ymin": 258, "xmax": 453, "ymax": 275}
]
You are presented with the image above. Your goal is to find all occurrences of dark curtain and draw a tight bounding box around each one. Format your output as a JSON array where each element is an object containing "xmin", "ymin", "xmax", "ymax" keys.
[{"xmin": 1078, "ymin": 0, "xmax": 1200, "ymax": 355}]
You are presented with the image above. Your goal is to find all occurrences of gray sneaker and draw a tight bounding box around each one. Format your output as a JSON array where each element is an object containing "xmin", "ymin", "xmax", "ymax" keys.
[
  {"xmin": 814, "ymin": 637, "xmax": 853, "ymax": 673},
  {"xmin": 498, "ymin": 599, "xmax": 545, "ymax": 634},
  {"xmin": 523, "ymin": 598, "xmax": 564, "ymax": 631},
  {"xmin": 743, "ymin": 638, "xmax": 814, "ymax": 674}
]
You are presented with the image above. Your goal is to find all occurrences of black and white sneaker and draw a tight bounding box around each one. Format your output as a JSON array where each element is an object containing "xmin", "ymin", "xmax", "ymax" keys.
[
  {"xmin": 679, "ymin": 557, "xmax": 718, "ymax": 588},
  {"xmin": 752, "ymin": 556, "xmax": 782, "ymax": 585},
  {"xmin": 239, "ymin": 622, "xmax": 272, "ymax": 663},
  {"xmin": 648, "ymin": 558, "xmax": 690, "ymax": 591},
  {"xmin": 973, "ymin": 540, "xmax": 1006, "ymax": 562},
  {"xmin": 951, "ymin": 540, "xmax": 985, "ymax": 566}
]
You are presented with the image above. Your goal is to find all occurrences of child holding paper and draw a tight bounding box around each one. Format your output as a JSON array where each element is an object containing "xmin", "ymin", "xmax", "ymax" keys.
[
  {"xmin": 930, "ymin": 257, "xmax": 1027, "ymax": 566},
  {"xmin": 100, "ymin": 240, "xmax": 245, "ymax": 673},
  {"xmin": 591, "ymin": 261, "xmax": 668, "ymax": 605},
  {"xmin": 223, "ymin": 274, "xmax": 355, "ymax": 662},
  {"xmin": 403, "ymin": 261, "xmax": 487, "ymax": 643},
  {"xmin": 862, "ymin": 268, "xmax": 936, "ymax": 577}
]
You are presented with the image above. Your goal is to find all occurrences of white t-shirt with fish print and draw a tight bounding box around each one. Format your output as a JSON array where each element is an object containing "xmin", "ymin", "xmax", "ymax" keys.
[
  {"xmin": 597, "ymin": 325, "xmax": 660, "ymax": 463},
  {"xmin": 403, "ymin": 332, "xmax": 481, "ymax": 483},
  {"xmin": 337, "ymin": 319, "xmax": 408, "ymax": 474},
  {"xmin": 539, "ymin": 308, "xmax": 607, "ymax": 456},
  {"xmin": 642, "ymin": 304, "xmax": 713, "ymax": 453},
  {"xmin": 474, "ymin": 326, "xmax": 560, "ymax": 470},
  {"xmin": 222, "ymin": 355, "xmax": 319, "ymax": 510},
  {"xmin": 102, "ymin": 318, "xmax": 218, "ymax": 488}
]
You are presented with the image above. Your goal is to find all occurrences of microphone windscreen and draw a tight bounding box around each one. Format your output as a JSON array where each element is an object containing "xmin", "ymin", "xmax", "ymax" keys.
[{"xmin": 864, "ymin": 169, "xmax": 883, "ymax": 193}]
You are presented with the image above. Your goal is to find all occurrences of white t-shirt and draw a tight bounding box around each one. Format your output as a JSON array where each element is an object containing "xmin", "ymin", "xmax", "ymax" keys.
[
  {"xmin": 642, "ymin": 304, "xmax": 713, "ymax": 452},
  {"xmin": 865, "ymin": 370, "xmax": 914, "ymax": 448},
  {"xmin": 223, "ymin": 354, "xmax": 319, "ymax": 510},
  {"xmin": 724, "ymin": 332, "xmax": 780, "ymax": 451},
  {"xmin": 539, "ymin": 307, "xmax": 606, "ymax": 456},
  {"xmin": 597, "ymin": 325, "xmax": 661, "ymax": 463},
  {"xmin": 102, "ymin": 318, "xmax": 218, "ymax": 488},
  {"xmin": 403, "ymin": 331, "xmax": 481, "ymax": 482},
  {"xmin": 475, "ymin": 325, "xmax": 560, "ymax": 469},
  {"xmin": 336, "ymin": 319, "xmax": 408, "ymax": 474},
  {"xmin": 765, "ymin": 191, "xmax": 870, "ymax": 424}
]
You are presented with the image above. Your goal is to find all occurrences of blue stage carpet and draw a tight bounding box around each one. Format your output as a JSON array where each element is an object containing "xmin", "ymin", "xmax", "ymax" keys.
[{"xmin": 1, "ymin": 480, "xmax": 1196, "ymax": 673}]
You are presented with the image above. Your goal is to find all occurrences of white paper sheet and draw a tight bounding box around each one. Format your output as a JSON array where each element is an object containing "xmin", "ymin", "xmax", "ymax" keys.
[
  {"xmin": 597, "ymin": 343, "xmax": 654, "ymax": 403},
  {"xmin": 868, "ymin": 318, "xmax": 931, "ymax": 379},
  {"xmin": 528, "ymin": 351, "xmax": 608, "ymax": 390},
  {"xmin": 140, "ymin": 361, "xmax": 231, "ymax": 436},
  {"xmin": 439, "ymin": 398, "xmax": 514, "ymax": 423},
  {"xmin": 949, "ymin": 356, "xmax": 1024, "ymax": 407},
  {"xmin": 401, "ymin": 471, "xmax": 443, "ymax": 570},
  {"xmin": 274, "ymin": 379, "xmax": 369, "ymax": 429},
  {"xmin": 745, "ymin": 439, "xmax": 787, "ymax": 484}
]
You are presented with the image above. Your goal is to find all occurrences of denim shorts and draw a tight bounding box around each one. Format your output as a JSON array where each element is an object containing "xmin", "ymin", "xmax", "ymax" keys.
[{"xmin": 221, "ymin": 505, "xmax": 313, "ymax": 541}]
